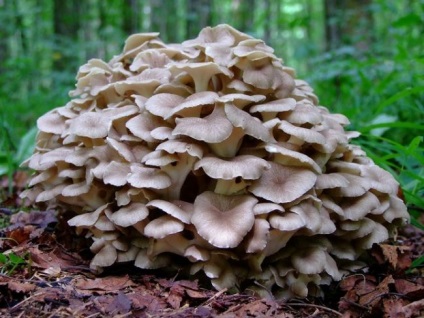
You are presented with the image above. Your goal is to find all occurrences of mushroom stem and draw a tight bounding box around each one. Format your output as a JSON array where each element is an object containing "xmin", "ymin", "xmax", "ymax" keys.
[
  {"xmin": 161, "ymin": 154, "xmax": 198, "ymax": 200},
  {"xmin": 214, "ymin": 178, "xmax": 247, "ymax": 195},
  {"xmin": 209, "ymin": 127, "xmax": 244, "ymax": 158}
]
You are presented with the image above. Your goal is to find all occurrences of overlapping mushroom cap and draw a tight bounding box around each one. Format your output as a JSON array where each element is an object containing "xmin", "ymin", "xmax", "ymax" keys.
[{"xmin": 22, "ymin": 24, "xmax": 409, "ymax": 298}]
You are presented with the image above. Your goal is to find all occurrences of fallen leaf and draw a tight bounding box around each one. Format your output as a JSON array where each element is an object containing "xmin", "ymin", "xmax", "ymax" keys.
[
  {"xmin": 401, "ymin": 299, "xmax": 424, "ymax": 318},
  {"xmin": 29, "ymin": 246, "xmax": 87, "ymax": 272},
  {"xmin": 105, "ymin": 292, "xmax": 132, "ymax": 315},
  {"xmin": 74, "ymin": 275, "xmax": 136, "ymax": 292},
  {"xmin": 372, "ymin": 244, "xmax": 412, "ymax": 271},
  {"xmin": 359, "ymin": 275, "xmax": 394, "ymax": 307},
  {"xmin": 383, "ymin": 298, "xmax": 408, "ymax": 318},
  {"xmin": 7, "ymin": 281, "xmax": 37, "ymax": 293},
  {"xmin": 167, "ymin": 283, "xmax": 185, "ymax": 309},
  {"xmin": 395, "ymin": 279, "xmax": 424, "ymax": 301},
  {"xmin": 10, "ymin": 210, "xmax": 57, "ymax": 229}
]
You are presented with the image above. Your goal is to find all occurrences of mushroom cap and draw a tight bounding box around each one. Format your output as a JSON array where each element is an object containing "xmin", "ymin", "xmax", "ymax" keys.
[
  {"xmin": 127, "ymin": 164, "xmax": 172, "ymax": 189},
  {"xmin": 249, "ymin": 162, "xmax": 317, "ymax": 204},
  {"xmin": 146, "ymin": 199, "xmax": 193, "ymax": 224},
  {"xmin": 109, "ymin": 203, "xmax": 149, "ymax": 227},
  {"xmin": 191, "ymin": 191, "xmax": 257, "ymax": 248},
  {"xmin": 144, "ymin": 215, "xmax": 184, "ymax": 239},
  {"xmin": 194, "ymin": 155, "xmax": 270, "ymax": 180},
  {"xmin": 172, "ymin": 105, "xmax": 233, "ymax": 143}
]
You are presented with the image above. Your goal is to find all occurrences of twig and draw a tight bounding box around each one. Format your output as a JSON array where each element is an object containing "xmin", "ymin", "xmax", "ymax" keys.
[
  {"xmin": 201, "ymin": 288, "xmax": 228, "ymax": 306},
  {"xmin": 285, "ymin": 302, "xmax": 343, "ymax": 317},
  {"xmin": 10, "ymin": 292, "xmax": 44, "ymax": 312}
]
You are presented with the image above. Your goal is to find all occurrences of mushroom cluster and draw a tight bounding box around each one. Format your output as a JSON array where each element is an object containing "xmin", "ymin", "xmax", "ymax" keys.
[{"xmin": 22, "ymin": 24, "xmax": 409, "ymax": 298}]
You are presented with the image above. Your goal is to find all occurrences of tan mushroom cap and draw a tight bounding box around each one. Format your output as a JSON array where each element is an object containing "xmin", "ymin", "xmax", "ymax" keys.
[
  {"xmin": 167, "ymin": 91, "xmax": 219, "ymax": 119},
  {"xmin": 265, "ymin": 144, "xmax": 322, "ymax": 173},
  {"xmin": 182, "ymin": 23, "xmax": 247, "ymax": 48},
  {"xmin": 191, "ymin": 191, "xmax": 257, "ymax": 248},
  {"xmin": 244, "ymin": 219, "xmax": 270, "ymax": 253},
  {"xmin": 68, "ymin": 204, "xmax": 109, "ymax": 228},
  {"xmin": 144, "ymin": 93, "xmax": 185, "ymax": 120},
  {"xmin": 269, "ymin": 212, "xmax": 306, "ymax": 231},
  {"xmin": 249, "ymin": 162, "xmax": 317, "ymax": 204},
  {"xmin": 127, "ymin": 164, "xmax": 171, "ymax": 189},
  {"xmin": 278, "ymin": 120, "xmax": 326, "ymax": 145},
  {"xmin": 126, "ymin": 114, "xmax": 171, "ymax": 142},
  {"xmin": 216, "ymin": 94, "xmax": 265, "ymax": 109},
  {"xmin": 91, "ymin": 244, "xmax": 118, "ymax": 269},
  {"xmin": 109, "ymin": 202, "xmax": 149, "ymax": 227},
  {"xmin": 37, "ymin": 109, "xmax": 67, "ymax": 135},
  {"xmin": 169, "ymin": 62, "xmax": 232, "ymax": 92},
  {"xmin": 172, "ymin": 105, "xmax": 233, "ymax": 143},
  {"xmin": 146, "ymin": 199, "xmax": 193, "ymax": 224},
  {"xmin": 194, "ymin": 155, "xmax": 270, "ymax": 180},
  {"xmin": 249, "ymin": 98, "xmax": 297, "ymax": 121},
  {"xmin": 224, "ymin": 103, "xmax": 276, "ymax": 143},
  {"xmin": 144, "ymin": 215, "xmax": 184, "ymax": 239}
]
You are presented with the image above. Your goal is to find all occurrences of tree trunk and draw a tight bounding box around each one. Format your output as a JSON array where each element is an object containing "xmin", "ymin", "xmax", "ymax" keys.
[
  {"xmin": 324, "ymin": 0, "xmax": 373, "ymax": 52},
  {"xmin": 233, "ymin": 0, "xmax": 255, "ymax": 32},
  {"xmin": 186, "ymin": 0, "xmax": 212, "ymax": 38}
]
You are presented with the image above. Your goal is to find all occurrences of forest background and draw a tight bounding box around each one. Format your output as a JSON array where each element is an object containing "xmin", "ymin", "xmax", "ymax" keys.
[{"xmin": 0, "ymin": 0, "xmax": 423, "ymax": 232}]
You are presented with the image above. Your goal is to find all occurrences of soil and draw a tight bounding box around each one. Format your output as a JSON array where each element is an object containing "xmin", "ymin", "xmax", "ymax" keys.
[{"xmin": 1, "ymin": 172, "xmax": 423, "ymax": 317}]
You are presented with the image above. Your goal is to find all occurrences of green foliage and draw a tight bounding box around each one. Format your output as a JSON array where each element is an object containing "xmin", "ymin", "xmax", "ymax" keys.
[
  {"xmin": 0, "ymin": 125, "xmax": 37, "ymax": 194},
  {"xmin": 410, "ymin": 255, "xmax": 424, "ymax": 270},
  {"xmin": 0, "ymin": 250, "xmax": 28, "ymax": 275}
]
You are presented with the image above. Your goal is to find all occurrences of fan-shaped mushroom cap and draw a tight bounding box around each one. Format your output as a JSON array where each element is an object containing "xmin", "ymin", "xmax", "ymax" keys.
[
  {"xmin": 167, "ymin": 91, "xmax": 218, "ymax": 119},
  {"xmin": 91, "ymin": 244, "xmax": 118, "ymax": 269},
  {"xmin": 265, "ymin": 144, "xmax": 322, "ymax": 173},
  {"xmin": 224, "ymin": 103, "xmax": 276, "ymax": 143},
  {"xmin": 169, "ymin": 62, "xmax": 232, "ymax": 92},
  {"xmin": 250, "ymin": 98, "xmax": 296, "ymax": 121},
  {"xmin": 244, "ymin": 219, "xmax": 270, "ymax": 253},
  {"xmin": 249, "ymin": 162, "xmax": 317, "ymax": 204},
  {"xmin": 68, "ymin": 204, "xmax": 109, "ymax": 228},
  {"xmin": 127, "ymin": 164, "xmax": 171, "ymax": 189},
  {"xmin": 144, "ymin": 215, "xmax": 184, "ymax": 239},
  {"xmin": 37, "ymin": 109, "xmax": 67, "ymax": 134},
  {"xmin": 146, "ymin": 200, "xmax": 193, "ymax": 224},
  {"xmin": 172, "ymin": 105, "xmax": 233, "ymax": 143},
  {"xmin": 191, "ymin": 191, "xmax": 257, "ymax": 248},
  {"xmin": 109, "ymin": 203, "xmax": 149, "ymax": 227},
  {"xmin": 194, "ymin": 155, "xmax": 270, "ymax": 180}
]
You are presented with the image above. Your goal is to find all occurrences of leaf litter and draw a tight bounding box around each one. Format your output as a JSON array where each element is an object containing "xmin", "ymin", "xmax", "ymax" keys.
[{"xmin": 0, "ymin": 173, "xmax": 423, "ymax": 317}]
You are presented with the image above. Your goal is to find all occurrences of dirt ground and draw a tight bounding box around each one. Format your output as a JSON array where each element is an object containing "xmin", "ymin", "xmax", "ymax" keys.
[{"xmin": 1, "ymin": 172, "xmax": 423, "ymax": 317}]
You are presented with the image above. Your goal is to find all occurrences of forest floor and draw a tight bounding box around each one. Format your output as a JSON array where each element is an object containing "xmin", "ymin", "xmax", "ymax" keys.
[{"xmin": 0, "ymin": 172, "xmax": 423, "ymax": 318}]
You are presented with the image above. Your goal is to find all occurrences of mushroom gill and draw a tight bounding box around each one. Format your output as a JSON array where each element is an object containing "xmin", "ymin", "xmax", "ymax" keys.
[{"xmin": 22, "ymin": 24, "xmax": 409, "ymax": 299}]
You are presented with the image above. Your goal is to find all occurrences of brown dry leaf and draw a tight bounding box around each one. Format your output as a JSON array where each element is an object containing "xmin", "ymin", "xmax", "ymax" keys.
[
  {"xmin": 395, "ymin": 279, "xmax": 424, "ymax": 300},
  {"xmin": 235, "ymin": 299, "xmax": 276, "ymax": 316},
  {"xmin": 186, "ymin": 287, "xmax": 210, "ymax": 299},
  {"xmin": 359, "ymin": 275, "xmax": 394, "ymax": 307},
  {"xmin": 5, "ymin": 226, "xmax": 34, "ymax": 245},
  {"xmin": 127, "ymin": 292, "xmax": 168, "ymax": 314},
  {"xmin": 383, "ymin": 298, "xmax": 408, "ymax": 318},
  {"xmin": 28, "ymin": 246, "xmax": 86, "ymax": 271},
  {"xmin": 167, "ymin": 283, "xmax": 185, "ymax": 309},
  {"xmin": 401, "ymin": 299, "xmax": 424, "ymax": 318},
  {"xmin": 372, "ymin": 244, "xmax": 412, "ymax": 271},
  {"xmin": 104, "ymin": 292, "xmax": 132, "ymax": 315},
  {"xmin": 7, "ymin": 281, "xmax": 36, "ymax": 293},
  {"xmin": 74, "ymin": 275, "xmax": 136, "ymax": 292},
  {"xmin": 10, "ymin": 210, "xmax": 57, "ymax": 229}
]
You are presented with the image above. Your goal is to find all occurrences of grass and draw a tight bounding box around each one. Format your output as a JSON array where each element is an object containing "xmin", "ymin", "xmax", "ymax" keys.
[{"xmin": 0, "ymin": 249, "xmax": 28, "ymax": 275}]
